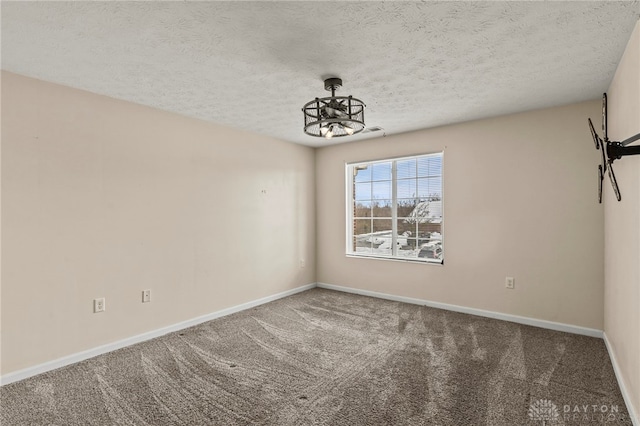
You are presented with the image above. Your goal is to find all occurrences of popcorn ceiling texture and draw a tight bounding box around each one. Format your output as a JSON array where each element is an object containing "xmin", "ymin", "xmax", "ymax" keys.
[{"xmin": 2, "ymin": 1, "xmax": 639, "ymax": 147}]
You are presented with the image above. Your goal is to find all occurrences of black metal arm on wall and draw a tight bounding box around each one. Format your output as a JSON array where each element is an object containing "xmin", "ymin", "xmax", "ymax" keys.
[{"xmin": 606, "ymin": 133, "xmax": 640, "ymax": 162}]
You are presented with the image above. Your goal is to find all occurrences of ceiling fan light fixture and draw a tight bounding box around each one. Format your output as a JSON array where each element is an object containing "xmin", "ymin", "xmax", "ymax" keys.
[
  {"xmin": 325, "ymin": 127, "xmax": 334, "ymax": 139},
  {"xmin": 342, "ymin": 123, "xmax": 355, "ymax": 135},
  {"xmin": 302, "ymin": 77, "xmax": 365, "ymax": 139}
]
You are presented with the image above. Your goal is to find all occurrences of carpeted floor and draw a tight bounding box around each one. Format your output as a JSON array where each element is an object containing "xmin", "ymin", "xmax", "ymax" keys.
[{"xmin": 0, "ymin": 288, "xmax": 632, "ymax": 425}]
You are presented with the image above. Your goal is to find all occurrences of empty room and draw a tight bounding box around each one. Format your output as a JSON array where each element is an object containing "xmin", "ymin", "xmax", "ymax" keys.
[{"xmin": 1, "ymin": 2, "xmax": 639, "ymax": 425}]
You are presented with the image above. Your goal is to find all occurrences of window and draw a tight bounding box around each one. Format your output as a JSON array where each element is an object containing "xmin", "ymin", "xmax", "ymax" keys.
[{"xmin": 346, "ymin": 152, "xmax": 443, "ymax": 263}]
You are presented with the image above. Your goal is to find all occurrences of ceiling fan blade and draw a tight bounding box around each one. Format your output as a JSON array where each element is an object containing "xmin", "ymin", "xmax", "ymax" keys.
[
  {"xmin": 324, "ymin": 107, "xmax": 348, "ymax": 118},
  {"xmin": 607, "ymin": 161, "xmax": 621, "ymax": 201}
]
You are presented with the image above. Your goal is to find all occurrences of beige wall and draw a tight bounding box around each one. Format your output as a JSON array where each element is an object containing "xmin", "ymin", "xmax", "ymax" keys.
[
  {"xmin": 605, "ymin": 20, "xmax": 640, "ymax": 422},
  {"xmin": 0, "ymin": 71, "xmax": 316, "ymax": 375},
  {"xmin": 316, "ymin": 100, "xmax": 604, "ymax": 330}
]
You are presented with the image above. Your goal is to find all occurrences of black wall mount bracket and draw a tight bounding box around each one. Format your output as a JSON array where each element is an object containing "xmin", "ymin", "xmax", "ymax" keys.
[
  {"xmin": 588, "ymin": 93, "xmax": 640, "ymax": 202},
  {"xmin": 606, "ymin": 138, "xmax": 640, "ymax": 161}
]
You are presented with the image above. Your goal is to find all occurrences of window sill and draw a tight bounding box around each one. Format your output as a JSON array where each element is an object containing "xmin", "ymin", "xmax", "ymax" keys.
[{"xmin": 345, "ymin": 254, "xmax": 444, "ymax": 266}]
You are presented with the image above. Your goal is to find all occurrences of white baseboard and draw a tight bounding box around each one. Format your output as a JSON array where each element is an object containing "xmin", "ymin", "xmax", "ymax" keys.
[
  {"xmin": 1, "ymin": 281, "xmax": 609, "ymax": 387},
  {"xmin": 603, "ymin": 333, "xmax": 639, "ymax": 426},
  {"xmin": 316, "ymin": 282, "xmax": 604, "ymax": 338},
  {"xmin": 1, "ymin": 283, "xmax": 316, "ymax": 386}
]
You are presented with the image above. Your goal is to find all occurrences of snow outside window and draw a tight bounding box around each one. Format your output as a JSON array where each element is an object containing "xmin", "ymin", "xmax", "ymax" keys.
[{"xmin": 346, "ymin": 153, "xmax": 443, "ymax": 264}]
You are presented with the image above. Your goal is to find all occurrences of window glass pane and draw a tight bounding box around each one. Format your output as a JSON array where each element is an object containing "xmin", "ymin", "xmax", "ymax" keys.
[
  {"xmin": 372, "ymin": 180, "xmax": 391, "ymax": 200},
  {"xmin": 417, "ymin": 177, "xmax": 442, "ymax": 199},
  {"xmin": 353, "ymin": 219, "xmax": 372, "ymax": 239},
  {"xmin": 397, "ymin": 220, "xmax": 419, "ymax": 256},
  {"xmin": 397, "ymin": 179, "xmax": 417, "ymax": 199},
  {"xmin": 397, "ymin": 219, "xmax": 416, "ymax": 237},
  {"xmin": 422, "ymin": 200, "xmax": 442, "ymax": 221},
  {"xmin": 372, "ymin": 219, "xmax": 392, "ymax": 233},
  {"xmin": 417, "ymin": 156, "xmax": 442, "ymax": 177},
  {"xmin": 372, "ymin": 200, "xmax": 392, "ymax": 217},
  {"xmin": 353, "ymin": 220, "xmax": 373, "ymax": 254},
  {"xmin": 415, "ymin": 222, "xmax": 431, "ymax": 240},
  {"xmin": 396, "ymin": 159, "xmax": 416, "ymax": 179},
  {"xmin": 355, "ymin": 182, "xmax": 372, "ymax": 201},
  {"xmin": 354, "ymin": 201, "xmax": 372, "ymax": 218},
  {"xmin": 354, "ymin": 165, "xmax": 371, "ymax": 182},
  {"xmin": 417, "ymin": 240, "xmax": 443, "ymax": 260},
  {"xmin": 395, "ymin": 234, "xmax": 412, "ymax": 248},
  {"xmin": 403, "ymin": 200, "xmax": 430, "ymax": 224},
  {"xmin": 355, "ymin": 241, "xmax": 374, "ymax": 254},
  {"xmin": 418, "ymin": 222, "xmax": 442, "ymax": 238},
  {"xmin": 398, "ymin": 238, "xmax": 418, "ymax": 258},
  {"xmin": 416, "ymin": 234, "xmax": 431, "ymax": 247},
  {"xmin": 371, "ymin": 219, "xmax": 393, "ymax": 256},
  {"xmin": 371, "ymin": 162, "xmax": 392, "ymax": 181},
  {"xmin": 397, "ymin": 199, "xmax": 419, "ymax": 217}
]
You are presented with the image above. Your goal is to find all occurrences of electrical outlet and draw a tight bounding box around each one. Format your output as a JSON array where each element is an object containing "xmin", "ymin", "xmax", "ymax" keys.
[
  {"xmin": 505, "ymin": 277, "xmax": 515, "ymax": 289},
  {"xmin": 300, "ymin": 259, "xmax": 305, "ymax": 269},
  {"xmin": 94, "ymin": 298, "xmax": 105, "ymax": 313},
  {"xmin": 142, "ymin": 289, "xmax": 151, "ymax": 303}
]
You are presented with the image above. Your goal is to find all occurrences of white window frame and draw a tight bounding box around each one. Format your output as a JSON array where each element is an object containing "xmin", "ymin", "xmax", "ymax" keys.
[{"xmin": 345, "ymin": 152, "xmax": 444, "ymax": 264}]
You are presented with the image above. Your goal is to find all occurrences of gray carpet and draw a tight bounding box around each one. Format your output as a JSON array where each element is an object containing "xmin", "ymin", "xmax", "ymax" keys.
[{"xmin": 0, "ymin": 288, "xmax": 632, "ymax": 425}]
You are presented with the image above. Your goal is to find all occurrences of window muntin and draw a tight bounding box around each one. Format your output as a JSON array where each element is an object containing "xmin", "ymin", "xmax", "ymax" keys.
[{"xmin": 347, "ymin": 153, "xmax": 443, "ymax": 263}]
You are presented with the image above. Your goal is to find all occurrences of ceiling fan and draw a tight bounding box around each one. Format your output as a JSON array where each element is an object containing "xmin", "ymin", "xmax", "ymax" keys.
[
  {"xmin": 302, "ymin": 78, "xmax": 366, "ymax": 139},
  {"xmin": 588, "ymin": 93, "xmax": 640, "ymax": 203},
  {"xmin": 320, "ymin": 99, "xmax": 355, "ymax": 136}
]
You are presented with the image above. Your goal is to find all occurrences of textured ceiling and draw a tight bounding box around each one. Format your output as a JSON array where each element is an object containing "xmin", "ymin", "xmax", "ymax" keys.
[{"xmin": 2, "ymin": 1, "xmax": 639, "ymax": 147}]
